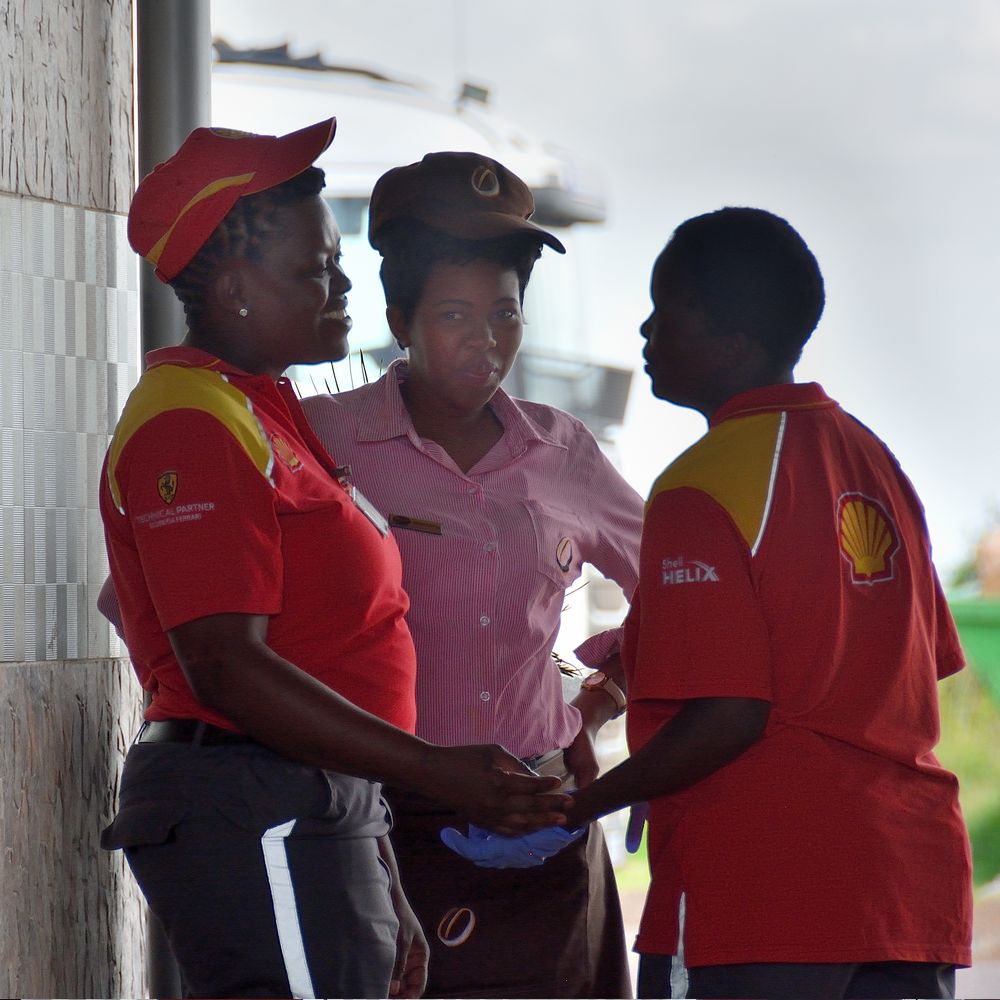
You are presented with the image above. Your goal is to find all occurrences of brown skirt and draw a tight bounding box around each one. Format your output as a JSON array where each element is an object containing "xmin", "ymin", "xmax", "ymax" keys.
[{"xmin": 385, "ymin": 783, "xmax": 633, "ymax": 999}]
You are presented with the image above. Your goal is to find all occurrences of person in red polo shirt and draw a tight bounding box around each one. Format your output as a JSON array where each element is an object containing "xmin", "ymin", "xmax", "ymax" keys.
[
  {"xmin": 99, "ymin": 121, "xmax": 569, "ymax": 1000},
  {"xmin": 558, "ymin": 207, "xmax": 972, "ymax": 999}
]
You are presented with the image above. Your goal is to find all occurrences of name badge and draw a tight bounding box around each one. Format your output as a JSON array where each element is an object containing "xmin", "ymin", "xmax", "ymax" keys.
[
  {"xmin": 389, "ymin": 514, "xmax": 444, "ymax": 536},
  {"xmin": 350, "ymin": 485, "xmax": 389, "ymax": 537}
]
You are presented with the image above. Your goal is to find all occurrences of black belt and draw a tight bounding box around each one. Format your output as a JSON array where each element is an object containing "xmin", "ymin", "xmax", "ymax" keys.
[
  {"xmin": 520, "ymin": 748, "xmax": 565, "ymax": 771},
  {"xmin": 135, "ymin": 719, "xmax": 258, "ymax": 747}
]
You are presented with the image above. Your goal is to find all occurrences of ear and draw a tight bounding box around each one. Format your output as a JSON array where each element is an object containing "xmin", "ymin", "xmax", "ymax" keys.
[
  {"xmin": 722, "ymin": 329, "xmax": 781, "ymax": 382},
  {"xmin": 386, "ymin": 305, "xmax": 410, "ymax": 349},
  {"xmin": 718, "ymin": 329, "xmax": 755, "ymax": 367},
  {"xmin": 210, "ymin": 261, "xmax": 252, "ymax": 319}
]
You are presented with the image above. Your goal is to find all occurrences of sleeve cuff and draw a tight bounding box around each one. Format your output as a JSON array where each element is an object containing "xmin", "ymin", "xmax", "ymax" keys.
[{"xmin": 574, "ymin": 627, "xmax": 624, "ymax": 668}]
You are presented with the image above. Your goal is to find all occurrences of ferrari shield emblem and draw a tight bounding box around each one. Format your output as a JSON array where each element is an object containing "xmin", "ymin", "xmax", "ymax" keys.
[{"xmin": 157, "ymin": 471, "xmax": 178, "ymax": 505}]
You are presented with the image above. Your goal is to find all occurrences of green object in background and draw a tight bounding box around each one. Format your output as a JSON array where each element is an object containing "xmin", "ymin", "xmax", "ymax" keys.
[
  {"xmin": 949, "ymin": 597, "xmax": 1000, "ymax": 707},
  {"xmin": 943, "ymin": 596, "xmax": 1000, "ymax": 886}
]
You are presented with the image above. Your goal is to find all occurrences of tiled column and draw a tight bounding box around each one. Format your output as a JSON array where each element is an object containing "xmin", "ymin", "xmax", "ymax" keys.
[{"xmin": 0, "ymin": 192, "xmax": 146, "ymax": 998}]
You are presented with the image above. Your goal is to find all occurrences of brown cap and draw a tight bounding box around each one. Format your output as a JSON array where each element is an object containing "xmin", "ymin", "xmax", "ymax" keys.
[
  {"xmin": 368, "ymin": 151, "xmax": 566, "ymax": 255},
  {"xmin": 128, "ymin": 118, "xmax": 336, "ymax": 282}
]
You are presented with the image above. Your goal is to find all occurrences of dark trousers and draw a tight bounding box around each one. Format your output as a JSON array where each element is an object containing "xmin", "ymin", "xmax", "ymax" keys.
[
  {"xmin": 638, "ymin": 953, "xmax": 956, "ymax": 999},
  {"xmin": 386, "ymin": 785, "xmax": 632, "ymax": 998},
  {"xmin": 103, "ymin": 740, "xmax": 398, "ymax": 999}
]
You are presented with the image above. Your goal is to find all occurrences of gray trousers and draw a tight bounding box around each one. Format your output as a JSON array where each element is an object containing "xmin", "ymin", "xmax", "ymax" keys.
[{"xmin": 103, "ymin": 739, "xmax": 398, "ymax": 998}]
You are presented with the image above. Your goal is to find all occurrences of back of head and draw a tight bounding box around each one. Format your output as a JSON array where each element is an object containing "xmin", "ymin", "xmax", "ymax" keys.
[{"xmin": 660, "ymin": 207, "xmax": 825, "ymax": 368}]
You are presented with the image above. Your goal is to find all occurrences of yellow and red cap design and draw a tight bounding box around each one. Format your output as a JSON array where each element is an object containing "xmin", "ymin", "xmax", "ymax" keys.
[{"xmin": 127, "ymin": 118, "xmax": 336, "ymax": 282}]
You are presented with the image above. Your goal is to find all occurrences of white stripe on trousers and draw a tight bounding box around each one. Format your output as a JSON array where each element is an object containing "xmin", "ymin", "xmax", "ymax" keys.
[
  {"xmin": 261, "ymin": 819, "xmax": 316, "ymax": 999},
  {"xmin": 672, "ymin": 892, "xmax": 689, "ymax": 998}
]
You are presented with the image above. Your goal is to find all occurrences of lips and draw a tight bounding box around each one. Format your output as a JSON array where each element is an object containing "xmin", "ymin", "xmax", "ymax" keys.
[
  {"xmin": 461, "ymin": 357, "xmax": 500, "ymax": 379},
  {"xmin": 469, "ymin": 361, "xmax": 498, "ymax": 375},
  {"xmin": 322, "ymin": 297, "xmax": 350, "ymax": 323}
]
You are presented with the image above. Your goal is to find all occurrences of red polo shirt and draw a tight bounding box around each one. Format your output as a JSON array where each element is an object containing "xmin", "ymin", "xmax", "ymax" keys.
[
  {"xmin": 100, "ymin": 346, "xmax": 417, "ymax": 733},
  {"xmin": 625, "ymin": 382, "xmax": 971, "ymax": 967}
]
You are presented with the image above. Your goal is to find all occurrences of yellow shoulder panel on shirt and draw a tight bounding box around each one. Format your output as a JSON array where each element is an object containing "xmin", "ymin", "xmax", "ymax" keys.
[
  {"xmin": 106, "ymin": 364, "xmax": 273, "ymax": 513},
  {"xmin": 647, "ymin": 411, "xmax": 786, "ymax": 552}
]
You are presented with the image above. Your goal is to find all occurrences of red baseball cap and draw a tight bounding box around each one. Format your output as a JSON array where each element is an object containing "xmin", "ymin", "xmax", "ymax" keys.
[{"xmin": 128, "ymin": 118, "xmax": 336, "ymax": 282}]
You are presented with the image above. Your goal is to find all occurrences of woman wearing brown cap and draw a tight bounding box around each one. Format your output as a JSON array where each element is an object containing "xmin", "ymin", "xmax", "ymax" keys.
[
  {"xmin": 99, "ymin": 123, "xmax": 569, "ymax": 1000},
  {"xmin": 303, "ymin": 152, "xmax": 641, "ymax": 998}
]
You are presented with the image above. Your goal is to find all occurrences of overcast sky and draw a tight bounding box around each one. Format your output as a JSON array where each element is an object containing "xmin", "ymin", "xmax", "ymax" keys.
[{"xmin": 212, "ymin": 0, "xmax": 1000, "ymax": 577}]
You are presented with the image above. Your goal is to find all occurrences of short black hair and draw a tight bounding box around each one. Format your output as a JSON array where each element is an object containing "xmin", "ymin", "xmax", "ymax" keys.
[
  {"xmin": 658, "ymin": 207, "xmax": 825, "ymax": 367},
  {"xmin": 169, "ymin": 166, "xmax": 326, "ymax": 328},
  {"xmin": 376, "ymin": 220, "xmax": 543, "ymax": 324}
]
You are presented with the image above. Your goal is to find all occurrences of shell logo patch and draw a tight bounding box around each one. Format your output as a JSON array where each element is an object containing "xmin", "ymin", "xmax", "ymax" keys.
[
  {"xmin": 837, "ymin": 492, "xmax": 900, "ymax": 584},
  {"xmin": 556, "ymin": 536, "xmax": 574, "ymax": 573},
  {"xmin": 157, "ymin": 472, "xmax": 178, "ymax": 505},
  {"xmin": 470, "ymin": 165, "xmax": 501, "ymax": 198},
  {"xmin": 270, "ymin": 433, "xmax": 302, "ymax": 472},
  {"xmin": 437, "ymin": 906, "xmax": 476, "ymax": 948}
]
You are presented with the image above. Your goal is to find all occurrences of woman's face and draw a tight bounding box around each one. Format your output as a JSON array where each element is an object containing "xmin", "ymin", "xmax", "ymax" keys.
[
  {"xmin": 240, "ymin": 195, "xmax": 352, "ymax": 375},
  {"xmin": 396, "ymin": 259, "xmax": 523, "ymax": 413}
]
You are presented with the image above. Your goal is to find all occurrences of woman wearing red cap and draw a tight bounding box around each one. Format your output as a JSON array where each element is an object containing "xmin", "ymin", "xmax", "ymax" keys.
[
  {"xmin": 99, "ymin": 123, "xmax": 569, "ymax": 1000},
  {"xmin": 303, "ymin": 152, "xmax": 641, "ymax": 998}
]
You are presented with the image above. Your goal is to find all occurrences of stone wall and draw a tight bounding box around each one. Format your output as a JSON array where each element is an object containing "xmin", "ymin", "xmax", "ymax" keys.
[
  {"xmin": 0, "ymin": 2, "xmax": 145, "ymax": 995},
  {"xmin": 0, "ymin": 660, "xmax": 145, "ymax": 997},
  {"xmin": 1, "ymin": 0, "xmax": 134, "ymax": 212}
]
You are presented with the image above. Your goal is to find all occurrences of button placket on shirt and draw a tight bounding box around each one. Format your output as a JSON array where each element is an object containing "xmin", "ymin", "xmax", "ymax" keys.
[{"xmin": 465, "ymin": 476, "xmax": 498, "ymax": 713}]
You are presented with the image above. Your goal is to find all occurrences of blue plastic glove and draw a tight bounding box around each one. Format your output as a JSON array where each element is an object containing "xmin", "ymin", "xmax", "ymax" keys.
[
  {"xmin": 440, "ymin": 823, "xmax": 586, "ymax": 869},
  {"xmin": 625, "ymin": 802, "xmax": 649, "ymax": 853}
]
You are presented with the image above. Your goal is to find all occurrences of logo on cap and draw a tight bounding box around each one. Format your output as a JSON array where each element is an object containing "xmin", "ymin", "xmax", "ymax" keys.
[
  {"xmin": 470, "ymin": 165, "xmax": 501, "ymax": 198},
  {"xmin": 837, "ymin": 492, "xmax": 900, "ymax": 584},
  {"xmin": 437, "ymin": 906, "xmax": 476, "ymax": 947},
  {"xmin": 157, "ymin": 472, "xmax": 178, "ymax": 505}
]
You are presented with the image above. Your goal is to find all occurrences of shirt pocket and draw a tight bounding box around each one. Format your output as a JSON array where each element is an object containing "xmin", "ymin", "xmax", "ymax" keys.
[{"xmin": 523, "ymin": 499, "xmax": 586, "ymax": 591}]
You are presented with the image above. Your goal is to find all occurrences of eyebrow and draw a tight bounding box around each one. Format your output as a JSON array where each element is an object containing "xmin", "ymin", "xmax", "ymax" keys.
[
  {"xmin": 302, "ymin": 243, "xmax": 340, "ymax": 260},
  {"xmin": 431, "ymin": 297, "xmax": 519, "ymax": 307}
]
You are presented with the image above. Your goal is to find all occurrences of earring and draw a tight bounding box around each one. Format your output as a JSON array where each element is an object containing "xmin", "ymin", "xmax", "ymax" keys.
[{"xmin": 238, "ymin": 306, "xmax": 249, "ymax": 318}]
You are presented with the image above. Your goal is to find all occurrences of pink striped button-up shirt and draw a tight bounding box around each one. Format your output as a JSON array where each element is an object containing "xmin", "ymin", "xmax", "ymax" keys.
[{"xmin": 302, "ymin": 361, "xmax": 642, "ymax": 759}]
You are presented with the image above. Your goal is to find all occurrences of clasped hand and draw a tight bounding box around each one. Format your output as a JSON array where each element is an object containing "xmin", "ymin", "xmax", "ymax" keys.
[
  {"xmin": 440, "ymin": 822, "xmax": 586, "ymax": 868},
  {"xmin": 431, "ymin": 744, "xmax": 572, "ymax": 835}
]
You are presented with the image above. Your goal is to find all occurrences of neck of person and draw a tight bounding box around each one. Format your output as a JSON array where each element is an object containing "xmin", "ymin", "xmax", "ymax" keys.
[
  {"xmin": 183, "ymin": 329, "xmax": 283, "ymax": 381},
  {"xmin": 700, "ymin": 367, "xmax": 796, "ymax": 422},
  {"xmin": 399, "ymin": 374, "xmax": 503, "ymax": 473}
]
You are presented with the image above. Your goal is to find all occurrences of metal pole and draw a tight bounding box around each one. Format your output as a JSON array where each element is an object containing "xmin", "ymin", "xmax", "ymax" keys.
[
  {"xmin": 134, "ymin": 3, "xmax": 211, "ymax": 995},
  {"xmin": 136, "ymin": 0, "xmax": 212, "ymax": 354}
]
